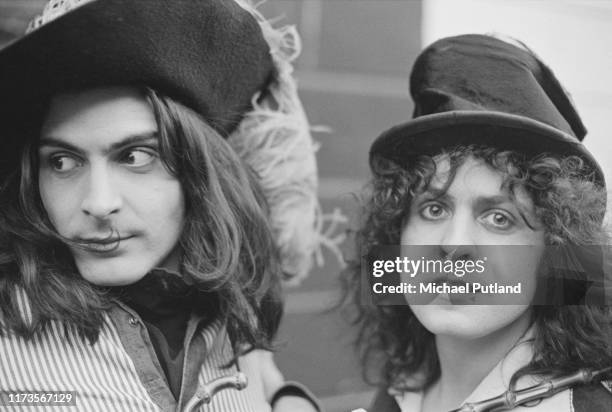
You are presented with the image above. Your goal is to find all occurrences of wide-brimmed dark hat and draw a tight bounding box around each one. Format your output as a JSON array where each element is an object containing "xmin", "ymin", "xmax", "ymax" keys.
[
  {"xmin": 0, "ymin": 0, "xmax": 273, "ymax": 169},
  {"xmin": 370, "ymin": 34, "xmax": 605, "ymax": 188},
  {"xmin": 0, "ymin": 0, "xmax": 345, "ymax": 284}
]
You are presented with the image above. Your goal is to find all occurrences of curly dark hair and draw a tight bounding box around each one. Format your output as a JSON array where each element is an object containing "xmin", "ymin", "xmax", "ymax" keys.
[
  {"xmin": 0, "ymin": 88, "xmax": 282, "ymax": 353},
  {"xmin": 341, "ymin": 145, "xmax": 611, "ymax": 392}
]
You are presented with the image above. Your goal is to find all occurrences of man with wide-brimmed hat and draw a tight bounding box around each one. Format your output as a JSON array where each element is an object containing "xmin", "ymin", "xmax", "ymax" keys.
[{"xmin": 0, "ymin": 0, "xmax": 329, "ymax": 410}]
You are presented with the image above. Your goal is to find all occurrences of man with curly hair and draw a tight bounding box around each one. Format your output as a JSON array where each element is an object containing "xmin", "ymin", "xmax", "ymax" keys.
[{"xmin": 344, "ymin": 35, "xmax": 610, "ymax": 412}]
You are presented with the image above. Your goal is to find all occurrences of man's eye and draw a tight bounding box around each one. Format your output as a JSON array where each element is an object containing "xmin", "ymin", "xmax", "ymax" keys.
[
  {"xmin": 49, "ymin": 155, "xmax": 81, "ymax": 172},
  {"xmin": 420, "ymin": 203, "xmax": 448, "ymax": 220},
  {"xmin": 121, "ymin": 149, "xmax": 156, "ymax": 167},
  {"xmin": 482, "ymin": 211, "xmax": 514, "ymax": 230}
]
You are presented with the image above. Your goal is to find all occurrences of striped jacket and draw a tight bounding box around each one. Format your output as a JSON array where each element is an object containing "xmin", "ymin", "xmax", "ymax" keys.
[{"xmin": 0, "ymin": 291, "xmax": 272, "ymax": 412}]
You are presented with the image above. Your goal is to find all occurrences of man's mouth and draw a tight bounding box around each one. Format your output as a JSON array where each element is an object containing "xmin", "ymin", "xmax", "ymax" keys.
[
  {"xmin": 428, "ymin": 276, "xmax": 481, "ymax": 304},
  {"xmin": 75, "ymin": 235, "xmax": 134, "ymax": 253}
]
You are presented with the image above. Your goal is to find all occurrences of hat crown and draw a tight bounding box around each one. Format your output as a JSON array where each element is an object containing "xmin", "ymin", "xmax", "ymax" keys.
[
  {"xmin": 27, "ymin": 0, "xmax": 94, "ymax": 33},
  {"xmin": 409, "ymin": 34, "xmax": 586, "ymax": 141},
  {"xmin": 369, "ymin": 34, "xmax": 605, "ymax": 191}
]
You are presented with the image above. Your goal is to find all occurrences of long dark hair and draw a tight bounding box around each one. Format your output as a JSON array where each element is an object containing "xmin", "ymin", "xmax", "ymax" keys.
[
  {"xmin": 0, "ymin": 88, "xmax": 283, "ymax": 352},
  {"xmin": 341, "ymin": 145, "xmax": 611, "ymax": 391}
]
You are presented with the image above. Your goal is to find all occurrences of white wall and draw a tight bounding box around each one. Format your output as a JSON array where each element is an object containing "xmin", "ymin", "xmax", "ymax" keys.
[{"xmin": 423, "ymin": 0, "xmax": 612, "ymax": 221}]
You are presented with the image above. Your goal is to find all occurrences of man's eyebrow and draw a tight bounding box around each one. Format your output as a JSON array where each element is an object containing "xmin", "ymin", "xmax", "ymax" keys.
[
  {"xmin": 473, "ymin": 195, "xmax": 516, "ymax": 209},
  {"xmin": 417, "ymin": 187, "xmax": 453, "ymax": 202},
  {"xmin": 38, "ymin": 133, "xmax": 158, "ymax": 153},
  {"xmin": 37, "ymin": 137, "xmax": 81, "ymax": 153},
  {"xmin": 108, "ymin": 133, "xmax": 158, "ymax": 152}
]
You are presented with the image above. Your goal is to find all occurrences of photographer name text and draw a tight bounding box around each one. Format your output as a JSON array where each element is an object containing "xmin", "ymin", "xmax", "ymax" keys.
[{"xmin": 372, "ymin": 281, "xmax": 522, "ymax": 295}]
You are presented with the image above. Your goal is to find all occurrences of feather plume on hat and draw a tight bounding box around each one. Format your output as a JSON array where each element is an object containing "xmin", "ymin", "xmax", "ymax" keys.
[
  {"xmin": 23, "ymin": 0, "xmax": 347, "ymax": 285},
  {"xmin": 231, "ymin": 0, "xmax": 347, "ymax": 284}
]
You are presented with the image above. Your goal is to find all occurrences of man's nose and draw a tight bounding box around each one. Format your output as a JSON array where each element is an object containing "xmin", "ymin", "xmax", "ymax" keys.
[
  {"xmin": 80, "ymin": 165, "xmax": 122, "ymax": 218},
  {"xmin": 439, "ymin": 210, "xmax": 477, "ymax": 259}
]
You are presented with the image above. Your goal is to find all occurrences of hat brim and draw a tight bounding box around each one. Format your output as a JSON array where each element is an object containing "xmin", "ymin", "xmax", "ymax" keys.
[
  {"xmin": 0, "ymin": 0, "xmax": 272, "ymax": 177},
  {"xmin": 370, "ymin": 111, "xmax": 605, "ymax": 187}
]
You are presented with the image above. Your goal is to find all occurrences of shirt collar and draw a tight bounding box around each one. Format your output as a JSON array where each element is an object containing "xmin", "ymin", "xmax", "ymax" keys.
[{"xmin": 393, "ymin": 327, "xmax": 572, "ymax": 412}]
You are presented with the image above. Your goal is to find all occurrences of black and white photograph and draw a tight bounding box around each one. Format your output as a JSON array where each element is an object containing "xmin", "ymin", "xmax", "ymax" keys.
[{"xmin": 0, "ymin": 1, "xmax": 610, "ymax": 411}]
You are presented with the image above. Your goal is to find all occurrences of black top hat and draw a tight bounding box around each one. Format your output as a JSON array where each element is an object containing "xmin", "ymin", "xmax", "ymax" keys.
[
  {"xmin": 0, "ymin": 0, "xmax": 273, "ymax": 174},
  {"xmin": 370, "ymin": 34, "xmax": 605, "ymax": 188}
]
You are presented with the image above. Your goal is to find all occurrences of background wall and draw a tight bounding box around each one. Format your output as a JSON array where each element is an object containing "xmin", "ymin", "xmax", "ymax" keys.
[
  {"xmin": 254, "ymin": 2, "xmax": 422, "ymax": 410},
  {"xmin": 1, "ymin": 1, "xmax": 610, "ymax": 411}
]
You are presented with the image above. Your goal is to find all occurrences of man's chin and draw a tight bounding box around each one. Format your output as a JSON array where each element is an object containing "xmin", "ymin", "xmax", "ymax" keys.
[{"xmin": 76, "ymin": 261, "xmax": 150, "ymax": 287}]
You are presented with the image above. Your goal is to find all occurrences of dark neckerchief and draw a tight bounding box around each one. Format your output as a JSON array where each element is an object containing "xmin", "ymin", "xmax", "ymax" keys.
[{"xmin": 111, "ymin": 268, "xmax": 218, "ymax": 399}]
